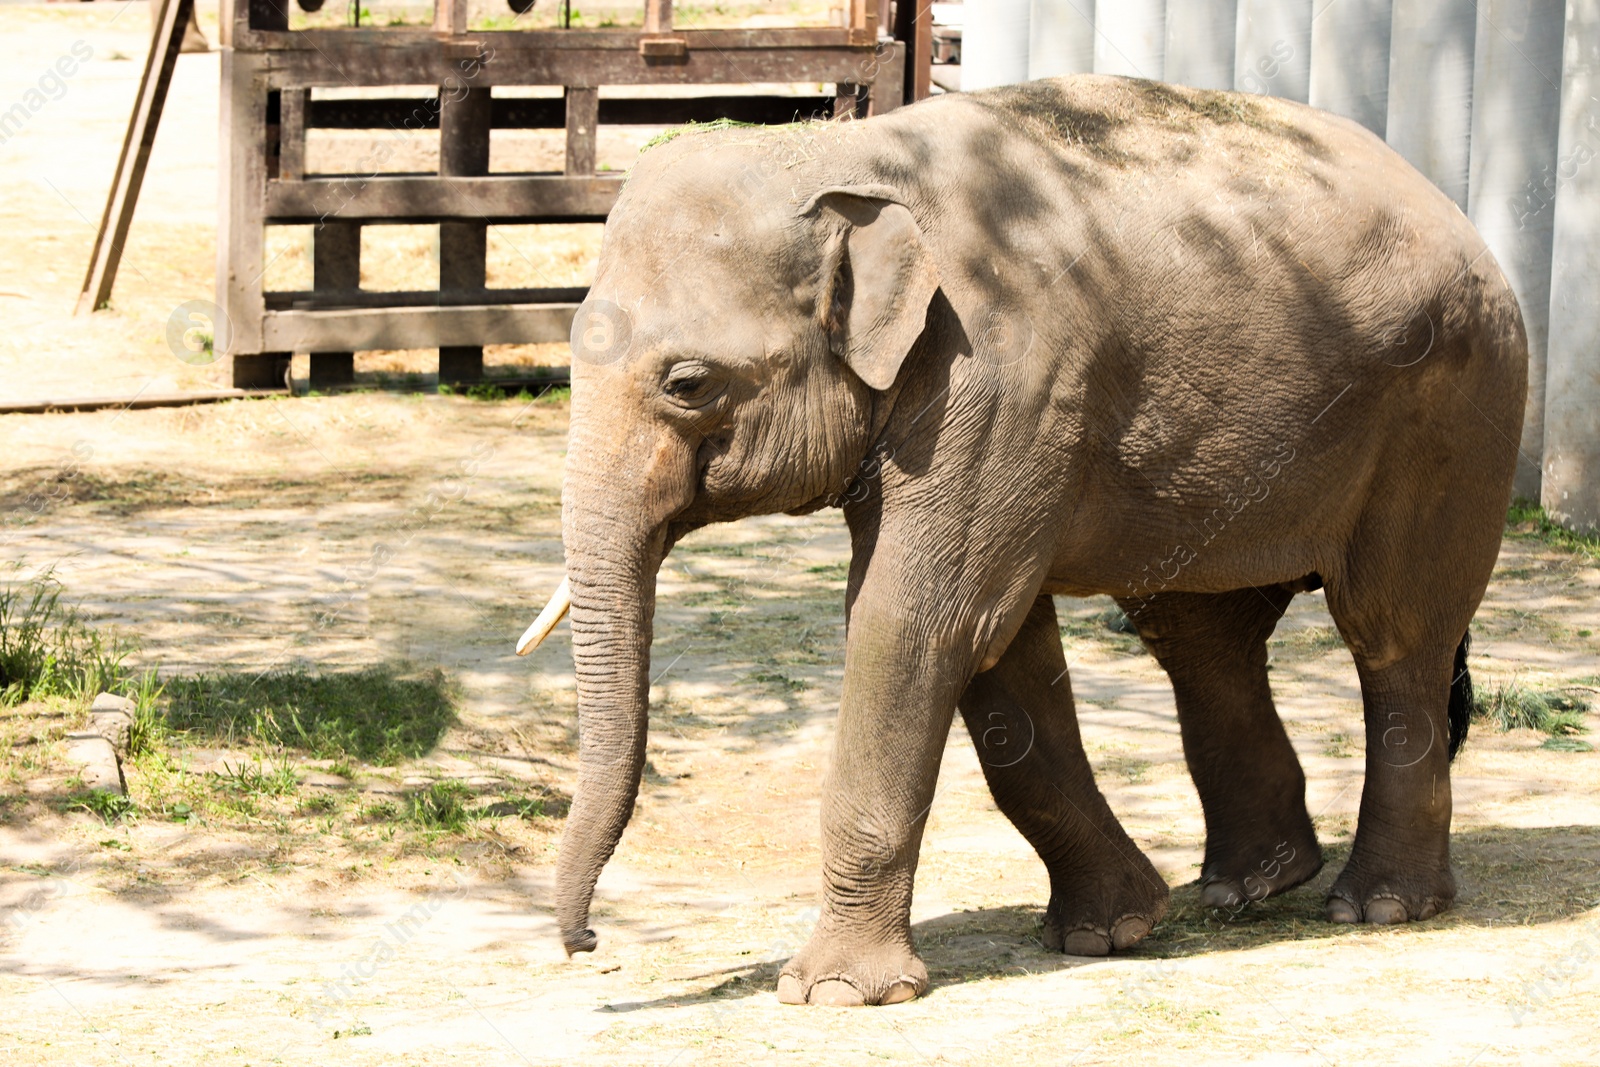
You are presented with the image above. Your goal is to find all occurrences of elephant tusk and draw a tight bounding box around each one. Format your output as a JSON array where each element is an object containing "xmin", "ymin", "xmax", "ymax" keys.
[{"xmin": 516, "ymin": 576, "xmax": 571, "ymax": 655}]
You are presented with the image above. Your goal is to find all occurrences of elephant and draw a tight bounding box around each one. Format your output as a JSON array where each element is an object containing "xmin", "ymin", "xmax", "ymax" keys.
[{"xmin": 517, "ymin": 74, "xmax": 1527, "ymax": 1006}]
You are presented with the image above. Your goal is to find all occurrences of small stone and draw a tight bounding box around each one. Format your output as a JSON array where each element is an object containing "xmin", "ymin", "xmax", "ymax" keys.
[
  {"xmin": 65, "ymin": 733, "xmax": 125, "ymax": 795},
  {"xmin": 302, "ymin": 773, "xmax": 352, "ymax": 789}
]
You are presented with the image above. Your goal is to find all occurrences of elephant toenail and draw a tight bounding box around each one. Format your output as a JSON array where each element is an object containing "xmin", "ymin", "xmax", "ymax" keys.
[
  {"xmin": 775, "ymin": 974, "xmax": 807, "ymax": 1005},
  {"xmin": 1364, "ymin": 898, "xmax": 1408, "ymax": 925},
  {"xmin": 1325, "ymin": 897, "xmax": 1360, "ymax": 924},
  {"xmin": 1200, "ymin": 882, "xmax": 1243, "ymax": 909},
  {"xmin": 1112, "ymin": 917, "xmax": 1151, "ymax": 950},
  {"xmin": 809, "ymin": 979, "xmax": 866, "ymax": 1006},
  {"xmin": 880, "ymin": 979, "xmax": 920, "ymax": 1005},
  {"xmin": 1416, "ymin": 900, "xmax": 1438, "ymax": 920},
  {"xmin": 1059, "ymin": 929, "xmax": 1113, "ymax": 956}
]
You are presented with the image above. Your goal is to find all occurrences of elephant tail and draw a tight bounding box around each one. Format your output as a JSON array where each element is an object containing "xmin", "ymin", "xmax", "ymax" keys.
[{"xmin": 1447, "ymin": 631, "xmax": 1473, "ymax": 761}]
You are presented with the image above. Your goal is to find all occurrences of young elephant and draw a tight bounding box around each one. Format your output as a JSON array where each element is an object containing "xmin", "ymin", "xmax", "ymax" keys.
[{"xmin": 520, "ymin": 75, "xmax": 1526, "ymax": 1005}]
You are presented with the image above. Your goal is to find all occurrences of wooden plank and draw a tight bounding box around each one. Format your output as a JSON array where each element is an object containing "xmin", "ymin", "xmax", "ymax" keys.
[
  {"xmin": 434, "ymin": 0, "xmax": 468, "ymax": 34},
  {"xmin": 308, "ymin": 221, "xmax": 359, "ymax": 387},
  {"xmin": 644, "ymin": 0, "xmax": 673, "ymax": 34},
  {"xmin": 438, "ymin": 82, "xmax": 492, "ymax": 382},
  {"xmin": 264, "ymin": 174, "xmax": 624, "ymax": 223},
  {"xmin": 264, "ymin": 41, "xmax": 886, "ymax": 86},
  {"xmin": 304, "ymin": 94, "xmax": 836, "ymax": 130},
  {"xmin": 219, "ymin": 49, "xmax": 274, "ymax": 372},
  {"xmin": 864, "ymin": 41, "xmax": 904, "ymax": 115},
  {"xmin": 76, "ymin": 0, "xmax": 194, "ymax": 314},
  {"xmin": 241, "ymin": 26, "xmax": 858, "ymax": 53},
  {"xmin": 564, "ymin": 86, "xmax": 599, "ymax": 175},
  {"xmin": 278, "ymin": 88, "xmax": 307, "ymax": 180},
  {"xmin": 262, "ymin": 303, "xmax": 580, "ymax": 351},
  {"xmin": 264, "ymin": 286, "xmax": 589, "ymax": 311},
  {"xmin": 892, "ymin": 0, "xmax": 933, "ymax": 101}
]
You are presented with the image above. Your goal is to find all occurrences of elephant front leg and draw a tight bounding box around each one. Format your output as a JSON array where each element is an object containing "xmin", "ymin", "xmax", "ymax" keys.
[{"xmin": 776, "ymin": 615, "xmax": 961, "ymax": 1007}]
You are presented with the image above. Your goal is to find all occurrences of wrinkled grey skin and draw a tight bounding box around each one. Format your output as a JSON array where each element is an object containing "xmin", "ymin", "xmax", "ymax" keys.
[{"xmin": 552, "ymin": 75, "xmax": 1526, "ymax": 1006}]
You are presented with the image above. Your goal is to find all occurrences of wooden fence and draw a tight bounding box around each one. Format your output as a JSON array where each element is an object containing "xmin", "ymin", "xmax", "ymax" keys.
[{"xmin": 217, "ymin": 0, "xmax": 920, "ymax": 391}]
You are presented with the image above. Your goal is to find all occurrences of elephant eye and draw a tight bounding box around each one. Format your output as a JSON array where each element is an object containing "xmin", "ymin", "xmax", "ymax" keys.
[{"xmin": 661, "ymin": 362, "xmax": 725, "ymax": 408}]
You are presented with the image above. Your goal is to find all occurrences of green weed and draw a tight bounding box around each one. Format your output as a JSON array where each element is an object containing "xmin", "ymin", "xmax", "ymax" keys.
[
  {"xmin": 1506, "ymin": 500, "xmax": 1600, "ymax": 563},
  {"xmin": 1473, "ymin": 677, "xmax": 1589, "ymax": 736},
  {"xmin": 72, "ymin": 791, "xmax": 135, "ymax": 823},
  {"xmin": 406, "ymin": 780, "xmax": 473, "ymax": 832},
  {"xmin": 0, "ymin": 565, "xmax": 131, "ymax": 704}
]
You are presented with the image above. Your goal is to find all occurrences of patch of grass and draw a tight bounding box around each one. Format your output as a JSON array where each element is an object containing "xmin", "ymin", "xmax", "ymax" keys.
[
  {"xmin": 1506, "ymin": 499, "xmax": 1600, "ymax": 562},
  {"xmin": 72, "ymin": 791, "xmax": 135, "ymax": 823},
  {"xmin": 159, "ymin": 666, "xmax": 456, "ymax": 766},
  {"xmin": 750, "ymin": 669, "xmax": 809, "ymax": 693},
  {"xmin": 406, "ymin": 780, "xmax": 473, "ymax": 832},
  {"xmin": 0, "ymin": 565, "xmax": 131, "ymax": 705},
  {"xmin": 1473, "ymin": 677, "xmax": 1589, "ymax": 736}
]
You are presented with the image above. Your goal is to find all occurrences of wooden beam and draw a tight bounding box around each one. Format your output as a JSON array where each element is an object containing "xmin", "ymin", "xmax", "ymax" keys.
[
  {"xmin": 278, "ymin": 88, "xmax": 307, "ymax": 180},
  {"xmin": 76, "ymin": 0, "xmax": 194, "ymax": 314},
  {"xmin": 308, "ymin": 221, "xmax": 359, "ymax": 388},
  {"xmin": 302, "ymin": 93, "xmax": 836, "ymax": 130},
  {"xmin": 438, "ymin": 83, "xmax": 493, "ymax": 382},
  {"xmin": 263, "ymin": 174, "xmax": 624, "ymax": 223},
  {"xmin": 433, "ymin": 0, "xmax": 469, "ymax": 34},
  {"xmin": 262, "ymin": 303, "xmax": 580, "ymax": 351},
  {"xmin": 564, "ymin": 86, "xmax": 599, "ymax": 175},
  {"xmin": 894, "ymin": 0, "xmax": 933, "ymax": 102},
  {"xmin": 644, "ymin": 0, "xmax": 673, "ymax": 33},
  {"xmin": 264, "ymin": 285, "xmax": 589, "ymax": 311}
]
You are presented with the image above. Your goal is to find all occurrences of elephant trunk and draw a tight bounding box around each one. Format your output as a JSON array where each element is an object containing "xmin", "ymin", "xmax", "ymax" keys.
[{"xmin": 553, "ymin": 439, "xmax": 669, "ymax": 955}]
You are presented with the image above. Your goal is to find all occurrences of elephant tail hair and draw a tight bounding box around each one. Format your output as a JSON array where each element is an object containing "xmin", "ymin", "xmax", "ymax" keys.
[{"xmin": 1447, "ymin": 631, "xmax": 1473, "ymax": 761}]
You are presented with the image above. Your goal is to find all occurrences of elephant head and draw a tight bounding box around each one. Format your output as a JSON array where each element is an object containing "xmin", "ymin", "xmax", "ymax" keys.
[{"xmin": 520, "ymin": 129, "xmax": 942, "ymax": 956}]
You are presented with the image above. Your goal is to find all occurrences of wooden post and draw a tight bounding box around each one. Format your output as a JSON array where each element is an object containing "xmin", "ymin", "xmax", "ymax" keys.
[
  {"xmin": 565, "ymin": 86, "xmax": 599, "ymax": 175},
  {"xmin": 438, "ymin": 78, "xmax": 491, "ymax": 384},
  {"xmin": 893, "ymin": 0, "xmax": 933, "ymax": 102},
  {"xmin": 76, "ymin": 0, "xmax": 194, "ymax": 315},
  {"xmin": 278, "ymin": 88, "xmax": 307, "ymax": 181},
  {"xmin": 221, "ymin": 48, "xmax": 289, "ymax": 388},
  {"xmin": 644, "ymin": 0, "xmax": 672, "ymax": 34},
  {"xmin": 309, "ymin": 224, "xmax": 359, "ymax": 389},
  {"xmin": 434, "ymin": 0, "xmax": 468, "ymax": 33}
]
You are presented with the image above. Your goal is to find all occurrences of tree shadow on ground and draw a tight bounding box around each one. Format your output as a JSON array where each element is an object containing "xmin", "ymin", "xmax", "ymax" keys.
[
  {"xmin": 608, "ymin": 824, "xmax": 1600, "ymax": 1010},
  {"xmin": 915, "ymin": 825, "xmax": 1600, "ymax": 992}
]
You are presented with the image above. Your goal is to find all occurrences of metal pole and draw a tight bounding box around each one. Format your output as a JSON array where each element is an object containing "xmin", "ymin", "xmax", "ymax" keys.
[
  {"xmin": 1467, "ymin": 0, "xmax": 1566, "ymax": 501},
  {"xmin": 1094, "ymin": 0, "xmax": 1165, "ymax": 80},
  {"xmin": 1308, "ymin": 0, "xmax": 1392, "ymax": 135},
  {"xmin": 962, "ymin": 0, "xmax": 1033, "ymax": 90},
  {"xmin": 1029, "ymin": 0, "xmax": 1096, "ymax": 78},
  {"xmin": 1165, "ymin": 0, "xmax": 1237, "ymax": 89},
  {"xmin": 1543, "ymin": 0, "xmax": 1600, "ymax": 530},
  {"xmin": 1385, "ymin": 0, "xmax": 1476, "ymax": 209},
  {"xmin": 1234, "ymin": 0, "xmax": 1312, "ymax": 101}
]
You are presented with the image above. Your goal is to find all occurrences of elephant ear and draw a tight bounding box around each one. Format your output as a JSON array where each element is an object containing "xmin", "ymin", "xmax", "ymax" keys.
[{"xmin": 804, "ymin": 187, "xmax": 940, "ymax": 391}]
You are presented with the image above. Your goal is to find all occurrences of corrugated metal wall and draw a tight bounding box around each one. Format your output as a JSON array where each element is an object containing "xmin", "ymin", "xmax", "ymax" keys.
[{"xmin": 962, "ymin": 0, "xmax": 1600, "ymax": 532}]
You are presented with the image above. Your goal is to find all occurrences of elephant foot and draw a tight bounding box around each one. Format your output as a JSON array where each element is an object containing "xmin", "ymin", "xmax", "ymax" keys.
[
  {"xmin": 776, "ymin": 932, "xmax": 928, "ymax": 1006},
  {"xmin": 1043, "ymin": 855, "xmax": 1171, "ymax": 957},
  {"xmin": 1325, "ymin": 859, "xmax": 1454, "ymax": 925},
  {"xmin": 1198, "ymin": 827, "xmax": 1324, "ymax": 910}
]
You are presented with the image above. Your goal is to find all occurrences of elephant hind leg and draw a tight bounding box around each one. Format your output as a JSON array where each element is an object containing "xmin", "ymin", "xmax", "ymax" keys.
[
  {"xmin": 958, "ymin": 595, "xmax": 1169, "ymax": 956},
  {"xmin": 1118, "ymin": 586, "xmax": 1324, "ymax": 909}
]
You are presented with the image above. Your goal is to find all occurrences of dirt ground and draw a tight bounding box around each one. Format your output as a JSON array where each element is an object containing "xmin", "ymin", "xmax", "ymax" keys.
[{"xmin": 3, "ymin": 4, "xmax": 1600, "ymax": 1067}]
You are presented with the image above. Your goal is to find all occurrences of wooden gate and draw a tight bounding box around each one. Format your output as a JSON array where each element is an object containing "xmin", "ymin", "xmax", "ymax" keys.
[{"xmin": 218, "ymin": 0, "xmax": 918, "ymax": 389}]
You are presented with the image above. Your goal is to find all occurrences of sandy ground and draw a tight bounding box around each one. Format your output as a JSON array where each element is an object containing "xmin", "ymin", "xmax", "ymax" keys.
[
  {"xmin": 2, "ymin": 4, "xmax": 1599, "ymax": 1066},
  {"xmin": 0, "ymin": 393, "xmax": 1597, "ymax": 1067}
]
